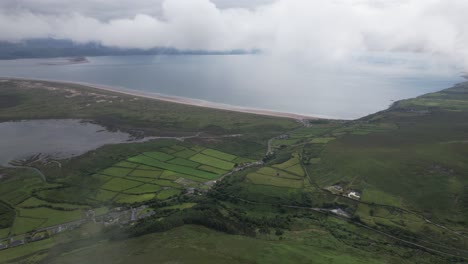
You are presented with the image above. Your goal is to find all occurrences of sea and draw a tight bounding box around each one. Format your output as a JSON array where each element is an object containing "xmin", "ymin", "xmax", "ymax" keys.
[{"xmin": 0, "ymin": 53, "xmax": 463, "ymax": 119}]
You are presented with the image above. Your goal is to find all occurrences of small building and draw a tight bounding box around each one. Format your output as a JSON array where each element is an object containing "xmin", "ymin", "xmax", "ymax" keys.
[
  {"xmin": 186, "ymin": 188, "xmax": 196, "ymax": 195},
  {"xmin": 138, "ymin": 211, "xmax": 156, "ymax": 220},
  {"xmin": 0, "ymin": 243, "xmax": 7, "ymax": 250},
  {"xmin": 330, "ymin": 208, "xmax": 351, "ymax": 218},
  {"xmin": 332, "ymin": 185, "xmax": 343, "ymax": 192},
  {"xmin": 112, "ymin": 207, "xmax": 123, "ymax": 212},
  {"xmin": 9, "ymin": 239, "xmax": 25, "ymax": 247},
  {"xmin": 347, "ymin": 191, "xmax": 361, "ymax": 200},
  {"xmin": 30, "ymin": 233, "xmax": 47, "ymax": 242},
  {"xmin": 326, "ymin": 185, "xmax": 343, "ymax": 194},
  {"xmin": 86, "ymin": 209, "xmax": 96, "ymax": 219}
]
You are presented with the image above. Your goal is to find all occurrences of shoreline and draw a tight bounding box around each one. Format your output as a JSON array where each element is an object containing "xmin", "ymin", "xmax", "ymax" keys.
[
  {"xmin": 39, "ymin": 61, "xmax": 90, "ymax": 66},
  {"xmin": 39, "ymin": 57, "xmax": 90, "ymax": 66},
  {"xmin": 1, "ymin": 77, "xmax": 325, "ymax": 120}
]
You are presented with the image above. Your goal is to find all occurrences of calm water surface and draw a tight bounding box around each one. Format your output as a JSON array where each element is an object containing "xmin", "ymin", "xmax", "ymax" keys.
[
  {"xmin": 0, "ymin": 54, "xmax": 462, "ymax": 119},
  {"xmin": 0, "ymin": 119, "xmax": 132, "ymax": 165}
]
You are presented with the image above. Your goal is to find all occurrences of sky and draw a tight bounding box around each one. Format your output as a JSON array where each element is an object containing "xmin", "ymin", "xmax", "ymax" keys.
[{"xmin": 0, "ymin": 0, "xmax": 467, "ymax": 69}]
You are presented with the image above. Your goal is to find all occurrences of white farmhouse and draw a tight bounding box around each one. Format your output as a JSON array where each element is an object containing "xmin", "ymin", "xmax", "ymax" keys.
[{"xmin": 347, "ymin": 191, "xmax": 361, "ymax": 200}]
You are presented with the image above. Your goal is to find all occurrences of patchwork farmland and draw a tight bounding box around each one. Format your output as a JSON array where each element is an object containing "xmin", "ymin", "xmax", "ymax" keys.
[
  {"xmin": 88, "ymin": 145, "xmax": 252, "ymax": 205},
  {"xmin": 0, "ymin": 145, "xmax": 251, "ymax": 237},
  {"xmin": 245, "ymin": 154, "xmax": 305, "ymax": 189}
]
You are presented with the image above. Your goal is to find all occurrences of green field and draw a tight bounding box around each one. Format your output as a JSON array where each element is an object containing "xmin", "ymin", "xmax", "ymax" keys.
[
  {"xmin": 0, "ymin": 228, "xmax": 9, "ymax": 238},
  {"xmin": 114, "ymin": 161, "xmax": 140, "ymax": 168},
  {"xmin": 100, "ymin": 167, "xmax": 133, "ymax": 177},
  {"xmin": 197, "ymin": 165, "xmax": 228, "ymax": 175},
  {"xmin": 18, "ymin": 208, "xmax": 82, "ymax": 229},
  {"xmin": 360, "ymin": 188, "xmax": 402, "ymax": 207},
  {"xmin": 17, "ymin": 197, "xmax": 86, "ymax": 210},
  {"xmin": 202, "ymin": 148, "xmax": 237, "ymax": 161},
  {"xmin": 114, "ymin": 194, "xmax": 156, "ymax": 204},
  {"xmin": 273, "ymin": 156, "xmax": 300, "ymax": 170},
  {"xmin": 129, "ymin": 169, "xmax": 161, "ymax": 178},
  {"xmin": 0, "ymin": 171, "xmax": 47, "ymax": 205},
  {"xmin": 173, "ymin": 149, "xmax": 198, "ymax": 159},
  {"xmin": 152, "ymin": 179, "xmax": 182, "ymax": 188},
  {"xmin": 159, "ymin": 147, "xmax": 177, "ymax": 154},
  {"xmin": 128, "ymin": 155, "xmax": 219, "ymax": 179},
  {"xmin": 190, "ymin": 153, "xmax": 235, "ymax": 170},
  {"xmin": 246, "ymin": 173, "xmax": 303, "ymax": 188},
  {"xmin": 172, "ymin": 174, "xmax": 207, "ymax": 183},
  {"xmin": 168, "ymin": 157, "xmax": 200, "ymax": 168},
  {"xmin": 124, "ymin": 184, "xmax": 162, "ymax": 194},
  {"xmin": 89, "ymin": 174, "xmax": 114, "ymax": 187},
  {"xmin": 309, "ymin": 137, "xmax": 336, "ymax": 144},
  {"xmin": 272, "ymin": 138, "xmax": 299, "ymax": 147},
  {"xmin": 257, "ymin": 167, "xmax": 302, "ymax": 179},
  {"xmin": 290, "ymin": 126, "xmax": 336, "ymax": 138},
  {"xmin": 283, "ymin": 164, "xmax": 304, "ymax": 176},
  {"xmin": 232, "ymin": 157, "xmax": 254, "ymax": 165},
  {"xmin": 157, "ymin": 189, "xmax": 182, "ymax": 200},
  {"xmin": 101, "ymin": 178, "xmax": 142, "ymax": 192},
  {"xmin": 11, "ymin": 217, "xmax": 46, "ymax": 235},
  {"xmin": 94, "ymin": 189, "xmax": 118, "ymax": 201},
  {"xmin": 270, "ymin": 156, "xmax": 305, "ymax": 177},
  {"xmin": 159, "ymin": 170, "xmax": 180, "ymax": 180},
  {"xmin": 170, "ymin": 145, "xmax": 187, "ymax": 152},
  {"xmin": 143, "ymin": 151, "xmax": 174, "ymax": 161}
]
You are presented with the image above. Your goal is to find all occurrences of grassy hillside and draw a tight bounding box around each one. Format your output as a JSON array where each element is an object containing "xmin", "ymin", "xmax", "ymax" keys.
[
  {"xmin": 314, "ymin": 82, "xmax": 468, "ymax": 223},
  {"xmin": 214, "ymin": 82, "xmax": 468, "ymax": 261},
  {"xmin": 23, "ymin": 224, "xmax": 430, "ymax": 264}
]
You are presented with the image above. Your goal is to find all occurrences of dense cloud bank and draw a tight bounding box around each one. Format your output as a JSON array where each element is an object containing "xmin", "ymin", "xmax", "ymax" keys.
[{"xmin": 0, "ymin": 0, "xmax": 467, "ymax": 68}]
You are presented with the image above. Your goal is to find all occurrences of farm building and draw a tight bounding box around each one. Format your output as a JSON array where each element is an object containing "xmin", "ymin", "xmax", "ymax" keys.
[
  {"xmin": 347, "ymin": 191, "xmax": 361, "ymax": 200},
  {"xmin": 332, "ymin": 185, "xmax": 343, "ymax": 192}
]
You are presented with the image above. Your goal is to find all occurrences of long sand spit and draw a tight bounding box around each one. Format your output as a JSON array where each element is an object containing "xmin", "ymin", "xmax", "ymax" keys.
[{"xmin": 1, "ymin": 77, "xmax": 323, "ymax": 120}]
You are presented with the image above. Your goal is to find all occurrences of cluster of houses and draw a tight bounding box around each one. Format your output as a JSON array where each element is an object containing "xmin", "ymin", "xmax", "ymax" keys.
[
  {"xmin": 0, "ymin": 218, "xmax": 87, "ymax": 251},
  {"xmin": 0, "ymin": 206, "xmax": 155, "ymax": 251},
  {"xmin": 1, "ymin": 235, "xmax": 35, "ymax": 251},
  {"xmin": 1, "ymin": 176, "xmax": 235, "ymax": 253},
  {"xmin": 95, "ymin": 206, "xmax": 152, "ymax": 226}
]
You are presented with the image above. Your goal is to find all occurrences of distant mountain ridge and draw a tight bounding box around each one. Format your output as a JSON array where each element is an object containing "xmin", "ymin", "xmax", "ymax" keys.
[{"xmin": 0, "ymin": 39, "xmax": 257, "ymax": 59}]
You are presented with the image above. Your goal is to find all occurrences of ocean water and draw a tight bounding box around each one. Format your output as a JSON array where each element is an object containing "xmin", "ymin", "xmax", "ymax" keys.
[{"xmin": 0, "ymin": 54, "xmax": 463, "ymax": 119}]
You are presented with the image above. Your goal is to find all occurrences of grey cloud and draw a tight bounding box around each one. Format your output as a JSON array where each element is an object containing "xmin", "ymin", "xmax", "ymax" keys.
[
  {"xmin": 0, "ymin": 0, "xmax": 274, "ymax": 19},
  {"xmin": 0, "ymin": 0, "xmax": 467, "ymax": 68}
]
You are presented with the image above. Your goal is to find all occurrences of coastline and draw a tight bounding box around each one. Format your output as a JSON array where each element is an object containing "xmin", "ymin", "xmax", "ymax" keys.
[
  {"xmin": 0, "ymin": 77, "xmax": 322, "ymax": 120},
  {"xmin": 39, "ymin": 61, "xmax": 89, "ymax": 66},
  {"xmin": 39, "ymin": 57, "xmax": 90, "ymax": 66}
]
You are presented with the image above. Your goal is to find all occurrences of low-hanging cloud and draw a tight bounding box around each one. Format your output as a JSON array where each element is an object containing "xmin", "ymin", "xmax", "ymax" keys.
[{"xmin": 0, "ymin": 0, "xmax": 468, "ymax": 68}]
